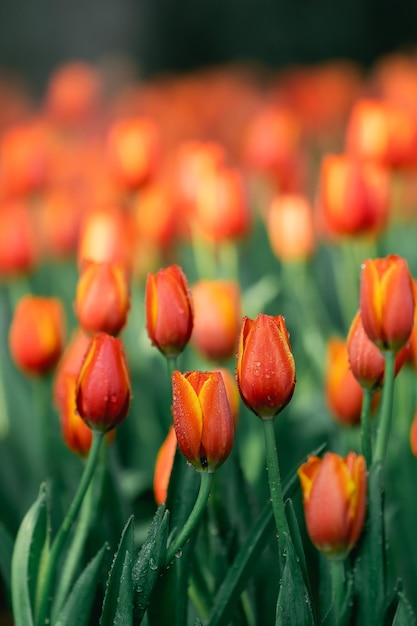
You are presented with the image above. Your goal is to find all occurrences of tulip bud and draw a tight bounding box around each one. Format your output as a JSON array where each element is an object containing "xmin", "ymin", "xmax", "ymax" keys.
[
  {"xmin": 347, "ymin": 311, "xmax": 408, "ymax": 391},
  {"xmin": 76, "ymin": 333, "xmax": 131, "ymax": 432},
  {"xmin": 153, "ymin": 426, "xmax": 177, "ymax": 504},
  {"xmin": 75, "ymin": 260, "xmax": 130, "ymax": 336},
  {"xmin": 106, "ymin": 117, "xmax": 159, "ymax": 190},
  {"xmin": 267, "ymin": 193, "xmax": 316, "ymax": 262},
  {"xmin": 325, "ymin": 337, "xmax": 369, "ymax": 425},
  {"xmin": 298, "ymin": 452, "xmax": 367, "ymax": 558},
  {"xmin": 191, "ymin": 280, "xmax": 241, "ymax": 362},
  {"xmin": 317, "ymin": 153, "xmax": 390, "ymax": 237},
  {"xmin": 360, "ymin": 254, "xmax": 415, "ymax": 352},
  {"xmin": 236, "ymin": 314, "xmax": 296, "ymax": 419},
  {"xmin": 0, "ymin": 201, "xmax": 39, "ymax": 278},
  {"xmin": 60, "ymin": 374, "xmax": 94, "ymax": 456},
  {"xmin": 9, "ymin": 295, "xmax": 65, "ymax": 376},
  {"xmin": 172, "ymin": 370, "xmax": 234, "ymax": 472},
  {"xmin": 216, "ymin": 367, "xmax": 240, "ymax": 427},
  {"xmin": 145, "ymin": 265, "xmax": 193, "ymax": 358}
]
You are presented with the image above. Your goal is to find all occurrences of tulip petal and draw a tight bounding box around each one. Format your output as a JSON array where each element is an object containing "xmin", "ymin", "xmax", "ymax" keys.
[
  {"xmin": 172, "ymin": 371, "xmax": 203, "ymax": 467},
  {"xmin": 198, "ymin": 372, "xmax": 234, "ymax": 471}
]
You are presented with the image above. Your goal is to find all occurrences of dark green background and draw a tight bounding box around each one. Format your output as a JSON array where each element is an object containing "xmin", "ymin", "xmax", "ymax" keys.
[{"xmin": 1, "ymin": 0, "xmax": 417, "ymax": 93}]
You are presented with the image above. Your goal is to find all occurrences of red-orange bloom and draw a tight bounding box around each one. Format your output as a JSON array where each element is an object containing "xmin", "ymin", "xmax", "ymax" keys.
[
  {"xmin": 153, "ymin": 426, "xmax": 177, "ymax": 504},
  {"xmin": 347, "ymin": 311, "xmax": 408, "ymax": 390},
  {"xmin": 9, "ymin": 296, "xmax": 65, "ymax": 375},
  {"xmin": 360, "ymin": 255, "xmax": 415, "ymax": 352},
  {"xmin": 216, "ymin": 367, "xmax": 240, "ymax": 428},
  {"xmin": 145, "ymin": 265, "xmax": 193, "ymax": 357},
  {"xmin": 76, "ymin": 333, "xmax": 131, "ymax": 432},
  {"xmin": 317, "ymin": 153, "xmax": 390, "ymax": 237},
  {"xmin": 326, "ymin": 337, "xmax": 370, "ymax": 426},
  {"xmin": 60, "ymin": 374, "xmax": 94, "ymax": 456},
  {"xmin": 172, "ymin": 370, "xmax": 234, "ymax": 472},
  {"xmin": 298, "ymin": 452, "xmax": 367, "ymax": 558},
  {"xmin": 75, "ymin": 261, "xmax": 130, "ymax": 336},
  {"xmin": 267, "ymin": 193, "xmax": 316, "ymax": 262},
  {"xmin": 0, "ymin": 201, "xmax": 39, "ymax": 277},
  {"xmin": 236, "ymin": 314, "xmax": 296, "ymax": 419},
  {"xmin": 191, "ymin": 280, "xmax": 241, "ymax": 362},
  {"xmin": 106, "ymin": 117, "xmax": 160, "ymax": 190}
]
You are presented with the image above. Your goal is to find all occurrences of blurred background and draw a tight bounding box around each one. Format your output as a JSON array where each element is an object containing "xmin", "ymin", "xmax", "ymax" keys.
[{"xmin": 1, "ymin": 0, "xmax": 417, "ymax": 93}]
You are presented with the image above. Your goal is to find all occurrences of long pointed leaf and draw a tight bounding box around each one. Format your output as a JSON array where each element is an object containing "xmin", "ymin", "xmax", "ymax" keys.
[
  {"xmin": 55, "ymin": 544, "xmax": 107, "ymax": 626},
  {"xmin": 11, "ymin": 484, "xmax": 49, "ymax": 626}
]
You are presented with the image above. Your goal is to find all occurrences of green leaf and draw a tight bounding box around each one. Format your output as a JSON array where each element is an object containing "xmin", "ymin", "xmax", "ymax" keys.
[
  {"xmin": 11, "ymin": 484, "xmax": 49, "ymax": 626},
  {"xmin": 132, "ymin": 505, "xmax": 169, "ymax": 623},
  {"xmin": 275, "ymin": 536, "xmax": 315, "ymax": 626},
  {"xmin": 392, "ymin": 592, "xmax": 416, "ymax": 626},
  {"xmin": 100, "ymin": 515, "xmax": 135, "ymax": 626},
  {"xmin": 55, "ymin": 544, "xmax": 107, "ymax": 626},
  {"xmin": 0, "ymin": 520, "xmax": 14, "ymax": 606}
]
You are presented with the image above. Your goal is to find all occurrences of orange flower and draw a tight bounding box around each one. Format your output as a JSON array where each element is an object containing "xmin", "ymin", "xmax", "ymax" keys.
[
  {"xmin": 326, "ymin": 337, "xmax": 368, "ymax": 426},
  {"xmin": 317, "ymin": 153, "xmax": 390, "ymax": 237},
  {"xmin": 60, "ymin": 374, "xmax": 94, "ymax": 456},
  {"xmin": 346, "ymin": 98, "xmax": 417, "ymax": 169},
  {"xmin": 172, "ymin": 370, "xmax": 234, "ymax": 472},
  {"xmin": 9, "ymin": 296, "xmax": 65, "ymax": 376},
  {"xmin": 77, "ymin": 206, "xmax": 135, "ymax": 271},
  {"xmin": 75, "ymin": 261, "xmax": 130, "ymax": 336},
  {"xmin": 298, "ymin": 452, "xmax": 367, "ymax": 558},
  {"xmin": 145, "ymin": 265, "xmax": 193, "ymax": 358},
  {"xmin": 236, "ymin": 314, "xmax": 296, "ymax": 419},
  {"xmin": 106, "ymin": 117, "xmax": 159, "ymax": 190},
  {"xmin": 347, "ymin": 311, "xmax": 408, "ymax": 390},
  {"xmin": 153, "ymin": 426, "xmax": 177, "ymax": 504},
  {"xmin": 267, "ymin": 193, "xmax": 316, "ymax": 262},
  {"xmin": 360, "ymin": 255, "xmax": 415, "ymax": 352},
  {"xmin": 405, "ymin": 279, "xmax": 417, "ymax": 370},
  {"xmin": 0, "ymin": 201, "xmax": 39, "ymax": 277},
  {"xmin": 194, "ymin": 166, "xmax": 251, "ymax": 242},
  {"xmin": 53, "ymin": 327, "xmax": 91, "ymax": 411},
  {"xmin": 76, "ymin": 333, "xmax": 131, "ymax": 432},
  {"xmin": 191, "ymin": 280, "xmax": 241, "ymax": 362}
]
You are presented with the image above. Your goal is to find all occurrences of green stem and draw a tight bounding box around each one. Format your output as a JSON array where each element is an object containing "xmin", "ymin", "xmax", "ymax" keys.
[
  {"xmin": 373, "ymin": 351, "xmax": 395, "ymax": 464},
  {"xmin": 36, "ymin": 431, "xmax": 104, "ymax": 626},
  {"xmin": 51, "ymin": 442, "xmax": 107, "ymax": 622},
  {"xmin": 330, "ymin": 558, "xmax": 345, "ymax": 618},
  {"xmin": 165, "ymin": 471, "xmax": 213, "ymax": 565},
  {"xmin": 261, "ymin": 419, "xmax": 291, "ymax": 559},
  {"xmin": 166, "ymin": 356, "xmax": 178, "ymax": 381},
  {"xmin": 361, "ymin": 388, "xmax": 374, "ymax": 467}
]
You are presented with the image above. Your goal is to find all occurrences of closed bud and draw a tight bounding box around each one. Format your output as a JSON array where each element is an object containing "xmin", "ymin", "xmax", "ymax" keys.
[
  {"xmin": 145, "ymin": 265, "xmax": 193, "ymax": 358},
  {"xmin": 298, "ymin": 452, "xmax": 367, "ymax": 559},
  {"xmin": 360, "ymin": 254, "xmax": 415, "ymax": 352},
  {"xmin": 236, "ymin": 314, "xmax": 296, "ymax": 419},
  {"xmin": 76, "ymin": 333, "xmax": 131, "ymax": 432},
  {"xmin": 75, "ymin": 260, "xmax": 130, "ymax": 336},
  {"xmin": 191, "ymin": 280, "xmax": 241, "ymax": 362},
  {"xmin": 9, "ymin": 295, "xmax": 65, "ymax": 376},
  {"xmin": 172, "ymin": 370, "xmax": 234, "ymax": 472}
]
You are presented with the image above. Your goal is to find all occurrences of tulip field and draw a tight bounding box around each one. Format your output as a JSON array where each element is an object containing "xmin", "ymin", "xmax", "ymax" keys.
[{"xmin": 1, "ymin": 55, "xmax": 417, "ymax": 625}]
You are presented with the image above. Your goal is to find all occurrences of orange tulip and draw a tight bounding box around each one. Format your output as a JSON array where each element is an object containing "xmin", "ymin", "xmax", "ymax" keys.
[
  {"xmin": 267, "ymin": 193, "xmax": 316, "ymax": 262},
  {"xmin": 360, "ymin": 255, "xmax": 415, "ymax": 352},
  {"xmin": 216, "ymin": 367, "xmax": 240, "ymax": 427},
  {"xmin": 317, "ymin": 153, "xmax": 390, "ymax": 237},
  {"xmin": 347, "ymin": 311, "xmax": 408, "ymax": 390},
  {"xmin": 326, "ymin": 337, "xmax": 368, "ymax": 426},
  {"xmin": 76, "ymin": 333, "xmax": 131, "ymax": 432},
  {"xmin": 53, "ymin": 327, "xmax": 91, "ymax": 411},
  {"xmin": 0, "ymin": 201, "xmax": 39, "ymax": 277},
  {"xmin": 191, "ymin": 280, "xmax": 241, "ymax": 362},
  {"xmin": 153, "ymin": 426, "xmax": 177, "ymax": 504},
  {"xmin": 298, "ymin": 452, "xmax": 367, "ymax": 558},
  {"xmin": 75, "ymin": 260, "xmax": 130, "ymax": 336},
  {"xmin": 236, "ymin": 314, "xmax": 296, "ymax": 419},
  {"xmin": 9, "ymin": 296, "xmax": 65, "ymax": 376},
  {"xmin": 405, "ymin": 279, "xmax": 417, "ymax": 370},
  {"xmin": 60, "ymin": 374, "xmax": 94, "ymax": 456},
  {"xmin": 106, "ymin": 117, "xmax": 159, "ymax": 190},
  {"xmin": 145, "ymin": 265, "xmax": 193, "ymax": 358},
  {"xmin": 172, "ymin": 370, "xmax": 234, "ymax": 472},
  {"xmin": 346, "ymin": 98, "xmax": 417, "ymax": 168}
]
